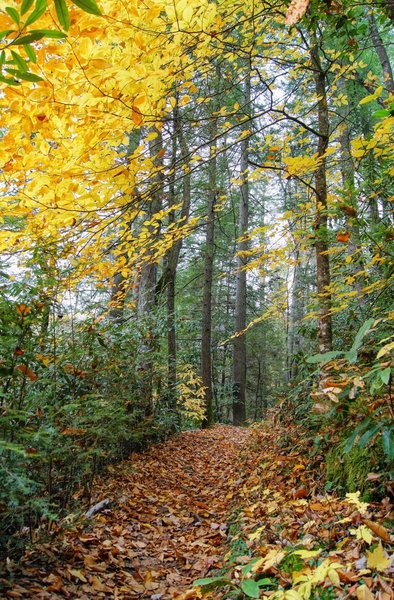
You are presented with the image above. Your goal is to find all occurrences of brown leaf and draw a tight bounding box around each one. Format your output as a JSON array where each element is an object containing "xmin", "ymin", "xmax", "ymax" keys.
[
  {"xmin": 293, "ymin": 486, "xmax": 309, "ymax": 499},
  {"xmin": 68, "ymin": 568, "xmax": 87, "ymax": 582},
  {"xmin": 363, "ymin": 518, "xmax": 391, "ymax": 542}
]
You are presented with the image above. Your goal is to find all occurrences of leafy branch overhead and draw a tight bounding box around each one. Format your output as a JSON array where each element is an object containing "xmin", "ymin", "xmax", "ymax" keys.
[{"xmin": 0, "ymin": 0, "xmax": 101, "ymax": 83}]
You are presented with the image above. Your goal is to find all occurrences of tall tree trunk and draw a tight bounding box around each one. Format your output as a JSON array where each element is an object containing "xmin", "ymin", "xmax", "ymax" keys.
[
  {"xmin": 338, "ymin": 79, "xmax": 366, "ymax": 299},
  {"xmin": 367, "ymin": 10, "xmax": 394, "ymax": 92},
  {"xmin": 109, "ymin": 131, "xmax": 142, "ymax": 323},
  {"xmin": 310, "ymin": 36, "xmax": 333, "ymax": 354},
  {"xmin": 201, "ymin": 121, "xmax": 217, "ymax": 428},
  {"xmin": 137, "ymin": 129, "xmax": 164, "ymax": 416},
  {"xmin": 166, "ymin": 119, "xmax": 192, "ymax": 393},
  {"xmin": 232, "ymin": 69, "xmax": 251, "ymax": 425}
]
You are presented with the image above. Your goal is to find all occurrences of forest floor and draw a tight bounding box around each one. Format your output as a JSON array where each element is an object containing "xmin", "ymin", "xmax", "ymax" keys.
[{"xmin": 1, "ymin": 421, "xmax": 393, "ymax": 599}]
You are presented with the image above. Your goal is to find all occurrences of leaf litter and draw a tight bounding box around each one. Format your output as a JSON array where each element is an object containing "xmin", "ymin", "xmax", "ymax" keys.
[{"xmin": 1, "ymin": 420, "xmax": 393, "ymax": 599}]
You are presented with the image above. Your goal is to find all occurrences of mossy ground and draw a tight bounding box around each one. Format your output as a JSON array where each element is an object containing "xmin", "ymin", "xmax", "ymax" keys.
[{"xmin": 325, "ymin": 438, "xmax": 384, "ymax": 499}]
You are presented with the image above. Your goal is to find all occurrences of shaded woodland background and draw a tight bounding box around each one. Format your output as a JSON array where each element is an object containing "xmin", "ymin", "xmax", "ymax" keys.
[{"xmin": 0, "ymin": 0, "xmax": 393, "ymax": 558}]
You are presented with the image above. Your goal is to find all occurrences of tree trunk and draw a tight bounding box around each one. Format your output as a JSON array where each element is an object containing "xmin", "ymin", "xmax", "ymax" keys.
[
  {"xmin": 201, "ymin": 122, "xmax": 217, "ymax": 428},
  {"xmin": 310, "ymin": 37, "xmax": 333, "ymax": 354},
  {"xmin": 367, "ymin": 9, "xmax": 394, "ymax": 92},
  {"xmin": 232, "ymin": 69, "xmax": 251, "ymax": 425},
  {"xmin": 137, "ymin": 129, "xmax": 164, "ymax": 415},
  {"xmin": 338, "ymin": 79, "xmax": 366, "ymax": 299}
]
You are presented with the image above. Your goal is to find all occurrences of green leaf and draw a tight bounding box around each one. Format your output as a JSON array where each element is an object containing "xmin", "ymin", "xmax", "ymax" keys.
[
  {"xmin": 382, "ymin": 429, "xmax": 394, "ymax": 461},
  {"xmin": 358, "ymin": 424, "xmax": 380, "ymax": 448},
  {"xmin": 54, "ymin": 0, "xmax": 70, "ymax": 31},
  {"xmin": 379, "ymin": 367, "xmax": 391, "ymax": 385},
  {"xmin": 23, "ymin": 44, "xmax": 37, "ymax": 62},
  {"xmin": 0, "ymin": 29, "xmax": 15, "ymax": 40},
  {"xmin": 0, "ymin": 440, "xmax": 26, "ymax": 454},
  {"xmin": 25, "ymin": 0, "xmax": 47, "ymax": 27},
  {"xmin": 344, "ymin": 426, "xmax": 364, "ymax": 453},
  {"xmin": 306, "ymin": 351, "xmax": 343, "ymax": 364},
  {"xmin": 240, "ymin": 580, "xmax": 260, "ymax": 598},
  {"xmin": 373, "ymin": 109, "xmax": 390, "ymax": 119},
  {"xmin": 11, "ymin": 50, "xmax": 28, "ymax": 72},
  {"xmin": 257, "ymin": 578, "xmax": 274, "ymax": 587},
  {"xmin": 6, "ymin": 7, "xmax": 20, "ymax": 25},
  {"xmin": 0, "ymin": 75, "xmax": 21, "ymax": 85},
  {"xmin": 10, "ymin": 32, "xmax": 45, "ymax": 45},
  {"xmin": 346, "ymin": 318, "xmax": 375, "ymax": 364},
  {"xmin": 30, "ymin": 28, "xmax": 67, "ymax": 38},
  {"xmin": 5, "ymin": 69, "xmax": 43, "ymax": 82},
  {"xmin": 21, "ymin": 0, "xmax": 35, "ymax": 14},
  {"xmin": 73, "ymin": 0, "xmax": 102, "ymax": 16},
  {"xmin": 194, "ymin": 576, "xmax": 231, "ymax": 588}
]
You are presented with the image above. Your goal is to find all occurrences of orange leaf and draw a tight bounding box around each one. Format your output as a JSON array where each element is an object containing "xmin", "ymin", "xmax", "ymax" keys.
[
  {"xmin": 61, "ymin": 427, "xmax": 87, "ymax": 436},
  {"xmin": 132, "ymin": 107, "xmax": 143, "ymax": 126},
  {"xmin": 336, "ymin": 231, "xmax": 350, "ymax": 242},
  {"xmin": 285, "ymin": 0, "xmax": 310, "ymax": 26},
  {"xmin": 16, "ymin": 303, "xmax": 31, "ymax": 316},
  {"xmin": 15, "ymin": 364, "xmax": 38, "ymax": 381}
]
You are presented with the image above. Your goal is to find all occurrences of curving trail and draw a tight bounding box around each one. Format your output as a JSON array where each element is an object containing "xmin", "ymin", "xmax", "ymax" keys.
[{"xmin": 5, "ymin": 425, "xmax": 250, "ymax": 599}]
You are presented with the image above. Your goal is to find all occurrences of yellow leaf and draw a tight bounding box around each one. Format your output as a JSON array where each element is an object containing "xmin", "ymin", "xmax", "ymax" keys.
[
  {"xmin": 249, "ymin": 526, "xmax": 265, "ymax": 541},
  {"xmin": 183, "ymin": 5, "xmax": 193, "ymax": 21},
  {"xmin": 366, "ymin": 543, "xmax": 391, "ymax": 571},
  {"xmin": 146, "ymin": 131, "xmax": 159, "ymax": 141},
  {"xmin": 359, "ymin": 86, "xmax": 383, "ymax": 105},
  {"xmin": 179, "ymin": 95, "xmax": 191, "ymax": 107},
  {"xmin": 284, "ymin": 590, "xmax": 304, "ymax": 600},
  {"xmin": 356, "ymin": 584, "xmax": 374, "ymax": 600},
  {"xmin": 345, "ymin": 492, "xmax": 369, "ymax": 515},
  {"xmin": 377, "ymin": 341, "xmax": 394, "ymax": 359},
  {"xmin": 293, "ymin": 549, "xmax": 322, "ymax": 559},
  {"xmin": 328, "ymin": 568, "xmax": 340, "ymax": 587},
  {"xmin": 350, "ymin": 525, "xmax": 373, "ymax": 545}
]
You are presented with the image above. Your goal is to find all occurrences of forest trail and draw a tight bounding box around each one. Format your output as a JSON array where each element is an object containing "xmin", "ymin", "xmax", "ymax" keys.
[{"xmin": 4, "ymin": 425, "xmax": 251, "ymax": 599}]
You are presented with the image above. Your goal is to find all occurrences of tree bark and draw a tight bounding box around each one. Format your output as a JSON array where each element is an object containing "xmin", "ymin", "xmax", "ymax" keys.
[
  {"xmin": 232, "ymin": 68, "xmax": 251, "ymax": 425},
  {"xmin": 201, "ymin": 121, "xmax": 217, "ymax": 428},
  {"xmin": 310, "ymin": 37, "xmax": 333, "ymax": 354},
  {"xmin": 367, "ymin": 9, "xmax": 394, "ymax": 91},
  {"xmin": 137, "ymin": 129, "xmax": 164, "ymax": 415}
]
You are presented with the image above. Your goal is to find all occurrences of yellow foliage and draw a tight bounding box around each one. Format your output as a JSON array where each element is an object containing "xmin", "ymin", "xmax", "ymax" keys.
[
  {"xmin": 366, "ymin": 543, "xmax": 391, "ymax": 571},
  {"xmin": 177, "ymin": 364, "xmax": 206, "ymax": 423}
]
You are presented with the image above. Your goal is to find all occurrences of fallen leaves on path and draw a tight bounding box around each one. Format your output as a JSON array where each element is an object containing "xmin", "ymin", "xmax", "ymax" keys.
[
  {"xmin": 1, "ymin": 425, "xmax": 249, "ymax": 599},
  {"xmin": 1, "ymin": 419, "xmax": 393, "ymax": 599}
]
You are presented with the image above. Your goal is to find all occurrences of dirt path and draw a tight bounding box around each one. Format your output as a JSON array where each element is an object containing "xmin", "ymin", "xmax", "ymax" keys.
[{"xmin": 5, "ymin": 425, "xmax": 250, "ymax": 599}]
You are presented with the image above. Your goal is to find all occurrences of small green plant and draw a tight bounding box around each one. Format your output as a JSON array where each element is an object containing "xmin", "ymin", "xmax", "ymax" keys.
[{"xmin": 194, "ymin": 573, "xmax": 276, "ymax": 599}]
